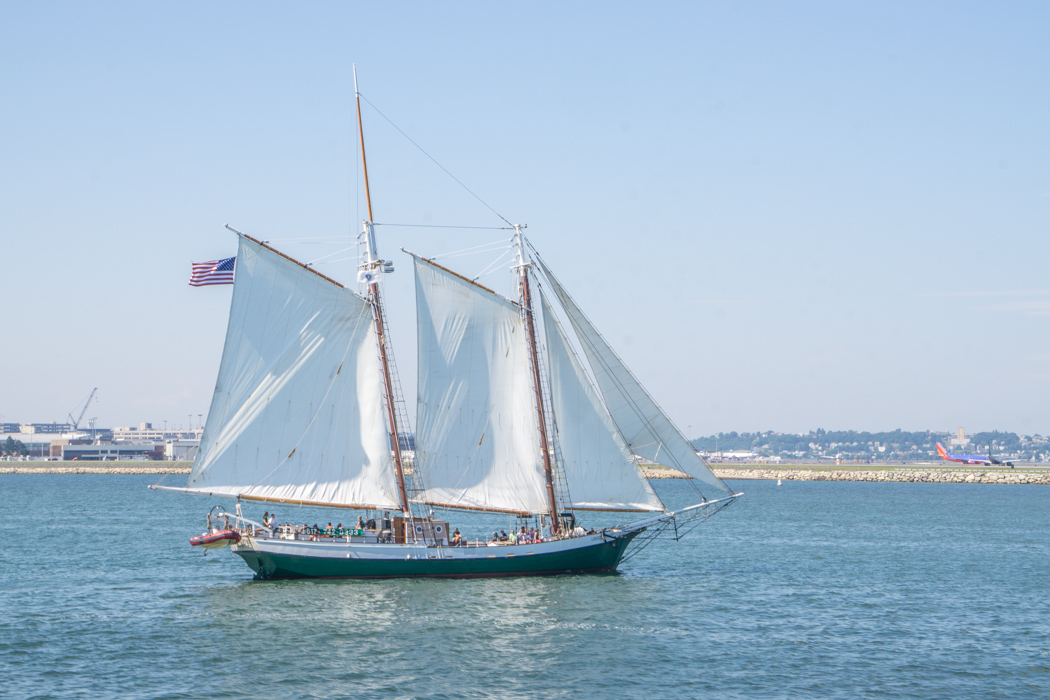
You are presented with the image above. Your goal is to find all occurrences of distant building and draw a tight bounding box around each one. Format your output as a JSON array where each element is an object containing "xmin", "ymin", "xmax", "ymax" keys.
[
  {"xmin": 3, "ymin": 419, "xmax": 201, "ymax": 460},
  {"xmin": 165, "ymin": 439, "xmax": 200, "ymax": 461},
  {"xmin": 20, "ymin": 423, "xmax": 75, "ymax": 435},
  {"xmin": 1, "ymin": 429, "xmax": 92, "ymax": 458},
  {"xmin": 113, "ymin": 425, "xmax": 202, "ymax": 442},
  {"xmin": 949, "ymin": 427, "xmax": 971, "ymax": 448},
  {"xmin": 57, "ymin": 442, "xmax": 159, "ymax": 461}
]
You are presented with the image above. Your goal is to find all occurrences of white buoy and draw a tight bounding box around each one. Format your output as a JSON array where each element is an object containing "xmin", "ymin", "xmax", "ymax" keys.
[{"xmin": 777, "ymin": 479, "xmax": 783, "ymax": 486}]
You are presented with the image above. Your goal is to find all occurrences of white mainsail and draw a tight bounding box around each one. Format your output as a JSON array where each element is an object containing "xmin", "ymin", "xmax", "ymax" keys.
[
  {"xmin": 186, "ymin": 235, "xmax": 403, "ymax": 510},
  {"xmin": 535, "ymin": 256, "xmax": 732, "ymax": 498},
  {"xmin": 410, "ymin": 254, "xmax": 550, "ymax": 514},
  {"xmin": 541, "ymin": 293, "xmax": 665, "ymax": 512}
]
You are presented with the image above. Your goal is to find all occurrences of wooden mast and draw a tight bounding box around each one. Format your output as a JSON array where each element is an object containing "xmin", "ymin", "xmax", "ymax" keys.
[
  {"xmin": 355, "ymin": 66, "xmax": 411, "ymax": 516},
  {"xmin": 515, "ymin": 226, "xmax": 560, "ymax": 534}
]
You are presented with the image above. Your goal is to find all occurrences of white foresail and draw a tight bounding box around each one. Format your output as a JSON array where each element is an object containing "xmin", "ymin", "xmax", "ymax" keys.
[
  {"xmin": 411, "ymin": 254, "xmax": 549, "ymax": 514},
  {"xmin": 535, "ymin": 257, "xmax": 732, "ymax": 498},
  {"xmin": 541, "ymin": 293, "xmax": 665, "ymax": 512},
  {"xmin": 187, "ymin": 235, "xmax": 403, "ymax": 510}
]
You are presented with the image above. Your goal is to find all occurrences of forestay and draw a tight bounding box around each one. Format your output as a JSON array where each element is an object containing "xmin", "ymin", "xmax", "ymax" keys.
[
  {"xmin": 411, "ymin": 255, "xmax": 549, "ymax": 514},
  {"xmin": 536, "ymin": 257, "xmax": 732, "ymax": 499},
  {"xmin": 187, "ymin": 235, "xmax": 403, "ymax": 510},
  {"xmin": 541, "ymin": 293, "xmax": 665, "ymax": 512}
]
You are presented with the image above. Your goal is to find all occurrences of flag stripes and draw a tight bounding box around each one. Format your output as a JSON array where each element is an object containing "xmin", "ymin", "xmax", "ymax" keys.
[{"xmin": 190, "ymin": 257, "xmax": 236, "ymax": 286}]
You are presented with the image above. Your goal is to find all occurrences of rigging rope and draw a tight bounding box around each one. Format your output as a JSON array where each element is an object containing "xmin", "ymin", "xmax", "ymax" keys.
[
  {"xmin": 358, "ymin": 92, "xmax": 515, "ymax": 228},
  {"xmin": 373, "ymin": 223, "xmax": 514, "ymax": 231},
  {"xmin": 435, "ymin": 239, "xmax": 513, "ymax": 259},
  {"xmin": 305, "ymin": 246, "xmax": 355, "ymax": 266},
  {"xmin": 263, "ymin": 236, "xmax": 355, "ymax": 243},
  {"xmin": 472, "ymin": 247, "xmax": 516, "ymax": 282}
]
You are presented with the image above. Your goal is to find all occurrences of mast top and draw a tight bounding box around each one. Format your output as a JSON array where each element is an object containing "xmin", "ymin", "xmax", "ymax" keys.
[
  {"xmin": 355, "ymin": 65, "xmax": 375, "ymax": 224},
  {"xmin": 512, "ymin": 224, "xmax": 530, "ymax": 271}
]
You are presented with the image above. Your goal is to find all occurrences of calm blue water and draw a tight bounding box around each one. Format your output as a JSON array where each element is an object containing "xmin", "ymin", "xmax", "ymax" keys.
[{"xmin": 2, "ymin": 475, "xmax": 1048, "ymax": 699}]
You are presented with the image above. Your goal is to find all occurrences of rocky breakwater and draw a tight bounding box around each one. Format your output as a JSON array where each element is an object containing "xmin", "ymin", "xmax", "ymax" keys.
[
  {"xmin": 640, "ymin": 465, "xmax": 691, "ymax": 479},
  {"xmin": 0, "ymin": 463, "xmax": 191, "ymax": 475},
  {"xmin": 712, "ymin": 466, "xmax": 1050, "ymax": 485}
]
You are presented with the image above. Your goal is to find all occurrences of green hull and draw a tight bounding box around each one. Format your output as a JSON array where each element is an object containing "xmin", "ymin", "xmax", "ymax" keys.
[{"xmin": 234, "ymin": 532, "xmax": 639, "ymax": 580}]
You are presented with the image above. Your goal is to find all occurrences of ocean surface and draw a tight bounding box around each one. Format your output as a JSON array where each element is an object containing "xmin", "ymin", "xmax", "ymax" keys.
[{"xmin": 2, "ymin": 475, "xmax": 1048, "ymax": 699}]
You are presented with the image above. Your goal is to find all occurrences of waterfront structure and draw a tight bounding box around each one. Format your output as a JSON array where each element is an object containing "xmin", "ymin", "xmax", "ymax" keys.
[
  {"xmin": 1, "ymin": 429, "xmax": 90, "ymax": 458},
  {"xmin": 16, "ymin": 423, "xmax": 75, "ymax": 435},
  {"xmin": 164, "ymin": 439, "xmax": 199, "ymax": 461},
  {"xmin": 2, "ymin": 423, "xmax": 199, "ymax": 461},
  {"xmin": 113, "ymin": 424, "xmax": 202, "ymax": 442},
  {"xmin": 55, "ymin": 443, "xmax": 157, "ymax": 461}
]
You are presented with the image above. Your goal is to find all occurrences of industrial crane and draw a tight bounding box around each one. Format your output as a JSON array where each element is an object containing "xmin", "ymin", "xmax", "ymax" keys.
[{"xmin": 67, "ymin": 387, "xmax": 97, "ymax": 431}]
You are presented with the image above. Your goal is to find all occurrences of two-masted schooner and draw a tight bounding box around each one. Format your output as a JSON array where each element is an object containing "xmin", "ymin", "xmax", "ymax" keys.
[{"xmin": 153, "ymin": 73, "xmax": 739, "ymax": 579}]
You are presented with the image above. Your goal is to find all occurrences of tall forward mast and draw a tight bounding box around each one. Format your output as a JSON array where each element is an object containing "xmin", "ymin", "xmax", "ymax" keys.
[
  {"xmin": 514, "ymin": 226, "xmax": 560, "ymax": 533},
  {"xmin": 355, "ymin": 66, "xmax": 410, "ymax": 516}
]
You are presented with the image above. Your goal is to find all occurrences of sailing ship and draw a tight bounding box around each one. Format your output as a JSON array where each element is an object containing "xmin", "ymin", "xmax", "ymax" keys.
[{"xmin": 152, "ymin": 73, "xmax": 739, "ymax": 579}]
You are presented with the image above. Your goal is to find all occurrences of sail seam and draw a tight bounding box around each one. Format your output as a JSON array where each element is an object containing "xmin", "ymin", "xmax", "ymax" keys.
[{"xmin": 228, "ymin": 311, "xmax": 371, "ymax": 493}]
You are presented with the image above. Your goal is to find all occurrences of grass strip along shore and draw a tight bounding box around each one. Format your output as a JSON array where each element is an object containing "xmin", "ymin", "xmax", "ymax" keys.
[{"xmin": 2, "ymin": 461, "xmax": 1049, "ymax": 484}]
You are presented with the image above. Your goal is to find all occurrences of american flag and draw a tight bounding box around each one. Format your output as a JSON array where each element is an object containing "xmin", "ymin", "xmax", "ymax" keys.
[{"xmin": 189, "ymin": 257, "xmax": 236, "ymax": 286}]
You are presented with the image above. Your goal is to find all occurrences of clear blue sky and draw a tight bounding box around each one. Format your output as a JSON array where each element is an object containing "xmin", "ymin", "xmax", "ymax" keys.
[{"xmin": 2, "ymin": 2, "xmax": 1048, "ymax": 436}]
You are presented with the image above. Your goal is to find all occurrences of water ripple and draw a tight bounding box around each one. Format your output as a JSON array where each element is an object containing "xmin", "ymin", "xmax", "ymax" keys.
[{"xmin": 1, "ymin": 475, "xmax": 1048, "ymax": 698}]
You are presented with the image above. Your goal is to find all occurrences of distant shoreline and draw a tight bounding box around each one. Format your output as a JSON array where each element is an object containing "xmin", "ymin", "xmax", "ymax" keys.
[
  {"xmin": 646, "ymin": 464, "xmax": 1050, "ymax": 485},
  {"xmin": 711, "ymin": 465, "xmax": 1050, "ymax": 485},
  {"xmin": 3, "ymin": 461, "xmax": 1048, "ymax": 484}
]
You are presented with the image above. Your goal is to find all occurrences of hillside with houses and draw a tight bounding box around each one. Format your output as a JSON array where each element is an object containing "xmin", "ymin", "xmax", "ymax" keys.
[{"xmin": 691, "ymin": 429, "xmax": 1049, "ymax": 463}]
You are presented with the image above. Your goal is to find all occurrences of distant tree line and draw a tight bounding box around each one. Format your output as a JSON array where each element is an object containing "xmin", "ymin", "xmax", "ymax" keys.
[
  {"xmin": 970, "ymin": 431, "xmax": 1022, "ymax": 451},
  {"xmin": 2, "ymin": 437, "xmax": 28, "ymax": 456}
]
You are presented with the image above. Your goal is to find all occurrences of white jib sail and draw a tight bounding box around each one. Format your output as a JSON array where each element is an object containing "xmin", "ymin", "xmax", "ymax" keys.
[
  {"xmin": 187, "ymin": 235, "xmax": 403, "ymax": 510},
  {"xmin": 411, "ymin": 254, "xmax": 549, "ymax": 514},
  {"xmin": 536, "ymin": 257, "xmax": 732, "ymax": 498},
  {"xmin": 541, "ymin": 293, "xmax": 665, "ymax": 512}
]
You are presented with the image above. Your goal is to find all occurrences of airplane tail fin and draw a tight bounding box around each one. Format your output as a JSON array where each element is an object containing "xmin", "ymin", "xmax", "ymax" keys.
[{"xmin": 936, "ymin": 442, "xmax": 948, "ymax": 459}]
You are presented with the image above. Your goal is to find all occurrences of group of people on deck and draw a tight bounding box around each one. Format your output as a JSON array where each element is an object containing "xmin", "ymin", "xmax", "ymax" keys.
[
  {"xmin": 489, "ymin": 526, "xmax": 546, "ymax": 545},
  {"xmin": 260, "ymin": 512, "xmax": 380, "ymax": 538},
  {"xmin": 257, "ymin": 511, "xmax": 590, "ymax": 545}
]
